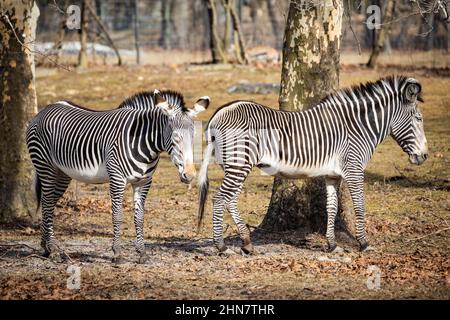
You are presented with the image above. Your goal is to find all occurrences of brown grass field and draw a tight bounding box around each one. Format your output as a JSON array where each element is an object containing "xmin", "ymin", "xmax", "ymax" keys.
[{"xmin": 0, "ymin": 53, "xmax": 449, "ymax": 299}]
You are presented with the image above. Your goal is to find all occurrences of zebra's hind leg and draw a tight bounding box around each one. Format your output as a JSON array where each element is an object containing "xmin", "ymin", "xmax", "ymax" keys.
[
  {"xmin": 325, "ymin": 177, "xmax": 342, "ymax": 253},
  {"xmin": 132, "ymin": 179, "xmax": 152, "ymax": 264},
  {"xmin": 213, "ymin": 170, "xmax": 251, "ymax": 255},
  {"xmin": 40, "ymin": 172, "xmax": 71, "ymax": 259},
  {"xmin": 212, "ymin": 189, "xmax": 229, "ymax": 254},
  {"xmin": 109, "ymin": 177, "xmax": 126, "ymax": 264},
  {"xmin": 228, "ymin": 195, "xmax": 253, "ymax": 255}
]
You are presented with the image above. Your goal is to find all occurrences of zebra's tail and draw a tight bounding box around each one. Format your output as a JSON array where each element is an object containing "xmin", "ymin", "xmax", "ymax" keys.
[
  {"xmin": 34, "ymin": 173, "xmax": 42, "ymax": 213},
  {"xmin": 197, "ymin": 142, "xmax": 214, "ymax": 233}
]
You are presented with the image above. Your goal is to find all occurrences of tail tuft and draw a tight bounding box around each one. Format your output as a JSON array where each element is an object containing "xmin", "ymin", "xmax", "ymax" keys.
[{"xmin": 197, "ymin": 142, "xmax": 214, "ymax": 233}]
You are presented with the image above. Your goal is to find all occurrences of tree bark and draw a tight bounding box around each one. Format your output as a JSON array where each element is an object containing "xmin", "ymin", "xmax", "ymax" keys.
[
  {"xmin": 0, "ymin": 0, "xmax": 40, "ymax": 223},
  {"xmin": 367, "ymin": 0, "xmax": 395, "ymax": 68},
  {"xmin": 205, "ymin": 0, "xmax": 226, "ymax": 63},
  {"xmin": 260, "ymin": 0, "xmax": 353, "ymax": 235}
]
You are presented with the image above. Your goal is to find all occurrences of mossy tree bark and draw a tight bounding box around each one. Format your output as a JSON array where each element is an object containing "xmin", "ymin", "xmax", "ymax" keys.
[
  {"xmin": 260, "ymin": 0, "xmax": 354, "ymax": 235},
  {"xmin": 0, "ymin": 0, "xmax": 40, "ymax": 223}
]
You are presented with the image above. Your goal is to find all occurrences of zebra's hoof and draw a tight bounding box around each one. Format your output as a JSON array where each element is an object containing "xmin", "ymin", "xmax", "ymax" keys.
[
  {"xmin": 138, "ymin": 255, "xmax": 147, "ymax": 264},
  {"xmin": 330, "ymin": 246, "xmax": 344, "ymax": 254},
  {"xmin": 327, "ymin": 243, "xmax": 337, "ymax": 252},
  {"xmin": 48, "ymin": 252, "xmax": 65, "ymax": 263},
  {"xmin": 112, "ymin": 256, "xmax": 125, "ymax": 264},
  {"xmin": 360, "ymin": 245, "xmax": 376, "ymax": 252},
  {"xmin": 240, "ymin": 243, "xmax": 254, "ymax": 255}
]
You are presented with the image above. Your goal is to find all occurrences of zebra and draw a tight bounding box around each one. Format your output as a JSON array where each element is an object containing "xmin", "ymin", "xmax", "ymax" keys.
[
  {"xmin": 26, "ymin": 90, "xmax": 210, "ymax": 263},
  {"xmin": 197, "ymin": 76, "xmax": 428, "ymax": 255}
]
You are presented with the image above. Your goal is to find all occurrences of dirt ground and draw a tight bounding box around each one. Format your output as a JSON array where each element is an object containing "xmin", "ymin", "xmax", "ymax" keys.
[{"xmin": 1, "ymin": 53, "xmax": 449, "ymax": 299}]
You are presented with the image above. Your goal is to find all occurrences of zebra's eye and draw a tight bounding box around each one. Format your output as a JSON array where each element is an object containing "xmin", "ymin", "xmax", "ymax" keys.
[
  {"xmin": 414, "ymin": 113, "xmax": 423, "ymax": 121},
  {"xmin": 173, "ymin": 135, "xmax": 181, "ymax": 143}
]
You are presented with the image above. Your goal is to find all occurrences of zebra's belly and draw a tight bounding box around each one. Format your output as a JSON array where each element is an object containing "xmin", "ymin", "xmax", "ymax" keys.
[
  {"xmin": 258, "ymin": 158, "xmax": 341, "ymax": 178},
  {"xmin": 57, "ymin": 163, "xmax": 109, "ymax": 184}
]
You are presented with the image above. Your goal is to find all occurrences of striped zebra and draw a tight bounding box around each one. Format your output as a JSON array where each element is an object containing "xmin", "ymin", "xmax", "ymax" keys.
[
  {"xmin": 197, "ymin": 76, "xmax": 428, "ymax": 255},
  {"xmin": 26, "ymin": 90, "xmax": 209, "ymax": 263}
]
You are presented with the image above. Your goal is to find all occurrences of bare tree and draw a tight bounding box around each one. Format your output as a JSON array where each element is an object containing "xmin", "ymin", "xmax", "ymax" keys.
[
  {"xmin": 205, "ymin": 0, "xmax": 226, "ymax": 63},
  {"xmin": 159, "ymin": 0, "xmax": 174, "ymax": 49},
  {"xmin": 134, "ymin": 0, "xmax": 140, "ymax": 65},
  {"xmin": 261, "ymin": 0, "xmax": 353, "ymax": 235},
  {"xmin": 85, "ymin": 0, "xmax": 122, "ymax": 66},
  {"xmin": 78, "ymin": 0, "xmax": 89, "ymax": 68},
  {"xmin": 266, "ymin": 0, "xmax": 280, "ymax": 48},
  {"xmin": 227, "ymin": 0, "xmax": 248, "ymax": 64},
  {"xmin": 0, "ymin": 0, "xmax": 40, "ymax": 222},
  {"xmin": 367, "ymin": 0, "xmax": 396, "ymax": 68}
]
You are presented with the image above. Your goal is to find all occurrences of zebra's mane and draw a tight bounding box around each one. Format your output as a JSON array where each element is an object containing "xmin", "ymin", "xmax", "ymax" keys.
[
  {"xmin": 319, "ymin": 75, "xmax": 422, "ymax": 107},
  {"xmin": 118, "ymin": 90, "xmax": 187, "ymax": 111}
]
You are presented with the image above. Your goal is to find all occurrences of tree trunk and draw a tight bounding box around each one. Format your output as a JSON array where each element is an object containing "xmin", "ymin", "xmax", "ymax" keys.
[
  {"xmin": 266, "ymin": 0, "xmax": 280, "ymax": 48},
  {"xmin": 205, "ymin": 0, "xmax": 226, "ymax": 63},
  {"xmin": 228, "ymin": 0, "xmax": 248, "ymax": 64},
  {"xmin": 367, "ymin": 0, "xmax": 395, "ymax": 69},
  {"xmin": 78, "ymin": 0, "xmax": 89, "ymax": 68},
  {"xmin": 52, "ymin": 0, "xmax": 67, "ymax": 64},
  {"xmin": 159, "ymin": 0, "xmax": 172, "ymax": 50},
  {"xmin": 260, "ymin": 0, "xmax": 353, "ymax": 235},
  {"xmin": 134, "ymin": 0, "xmax": 140, "ymax": 64},
  {"xmin": 0, "ymin": 0, "xmax": 40, "ymax": 223},
  {"xmin": 447, "ymin": 21, "xmax": 450, "ymax": 52},
  {"xmin": 222, "ymin": 0, "xmax": 231, "ymax": 51}
]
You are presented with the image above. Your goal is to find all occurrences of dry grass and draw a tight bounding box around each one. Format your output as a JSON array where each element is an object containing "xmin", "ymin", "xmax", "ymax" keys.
[{"xmin": 1, "ymin": 55, "xmax": 449, "ymax": 299}]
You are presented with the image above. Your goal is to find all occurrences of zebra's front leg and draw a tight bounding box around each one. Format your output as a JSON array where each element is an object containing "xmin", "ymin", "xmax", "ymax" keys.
[
  {"xmin": 132, "ymin": 179, "xmax": 152, "ymax": 264},
  {"xmin": 109, "ymin": 177, "xmax": 126, "ymax": 264},
  {"xmin": 346, "ymin": 175, "xmax": 372, "ymax": 251},
  {"xmin": 325, "ymin": 177, "xmax": 342, "ymax": 253}
]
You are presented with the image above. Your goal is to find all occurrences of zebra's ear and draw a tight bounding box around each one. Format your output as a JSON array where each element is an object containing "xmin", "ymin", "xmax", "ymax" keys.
[
  {"xmin": 154, "ymin": 89, "xmax": 174, "ymax": 116},
  {"xmin": 187, "ymin": 96, "xmax": 210, "ymax": 117},
  {"xmin": 405, "ymin": 79, "xmax": 422, "ymax": 104}
]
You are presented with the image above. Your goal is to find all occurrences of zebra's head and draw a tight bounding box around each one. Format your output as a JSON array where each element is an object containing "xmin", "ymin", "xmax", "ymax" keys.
[
  {"xmin": 154, "ymin": 90, "xmax": 210, "ymax": 183},
  {"xmin": 390, "ymin": 78, "xmax": 428, "ymax": 165}
]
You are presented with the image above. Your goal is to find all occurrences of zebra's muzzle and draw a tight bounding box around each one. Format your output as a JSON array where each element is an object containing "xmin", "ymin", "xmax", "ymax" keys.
[
  {"xmin": 180, "ymin": 173, "xmax": 194, "ymax": 184},
  {"xmin": 409, "ymin": 153, "xmax": 427, "ymax": 165}
]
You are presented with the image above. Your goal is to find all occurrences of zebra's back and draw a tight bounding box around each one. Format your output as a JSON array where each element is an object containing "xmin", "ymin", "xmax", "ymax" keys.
[
  {"xmin": 27, "ymin": 101, "xmax": 134, "ymax": 183},
  {"xmin": 206, "ymin": 101, "xmax": 346, "ymax": 178}
]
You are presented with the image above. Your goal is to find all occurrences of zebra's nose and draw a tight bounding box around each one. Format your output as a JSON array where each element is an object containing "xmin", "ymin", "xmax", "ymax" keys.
[
  {"xmin": 180, "ymin": 173, "xmax": 193, "ymax": 184},
  {"xmin": 423, "ymin": 153, "xmax": 428, "ymax": 160}
]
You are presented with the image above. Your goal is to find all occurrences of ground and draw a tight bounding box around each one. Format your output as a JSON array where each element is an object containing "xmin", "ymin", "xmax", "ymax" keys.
[{"xmin": 1, "ymin": 52, "xmax": 449, "ymax": 299}]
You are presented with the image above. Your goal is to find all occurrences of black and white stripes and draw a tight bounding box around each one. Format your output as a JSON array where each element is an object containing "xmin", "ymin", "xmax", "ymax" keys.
[
  {"xmin": 197, "ymin": 75, "xmax": 428, "ymax": 254},
  {"xmin": 26, "ymin": 90, "xmax": 209, "ymax": 263}
]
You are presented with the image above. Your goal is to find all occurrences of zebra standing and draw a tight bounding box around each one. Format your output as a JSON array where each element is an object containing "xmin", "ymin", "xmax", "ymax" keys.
[
  {"xmin": 26, "ymin": 90, "xmax": 210, "ymax": 263},
  {"xmin": 197, "ymin": 76, "xmax": 428, "ymax": 255}
]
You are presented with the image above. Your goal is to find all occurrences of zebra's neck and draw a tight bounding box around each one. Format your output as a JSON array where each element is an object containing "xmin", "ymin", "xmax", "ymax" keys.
[
  {"xmin": 315, "ymin": 84, "xmax": 398, "ymax": 164},
  {"xmin": 126, "ymin": 109, "xmax": 169, "ymax": 163}
]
